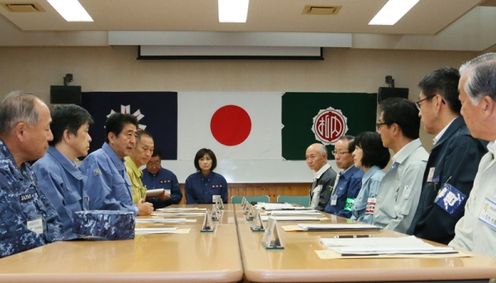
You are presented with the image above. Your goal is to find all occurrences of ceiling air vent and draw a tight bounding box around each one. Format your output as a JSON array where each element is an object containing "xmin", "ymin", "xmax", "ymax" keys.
[
  {"xmin": 303, "ymin": 5, "xmax": 341, "ymax": 15},
  {"xmin": 3, "ymin": 3, "xmax": 44, "ymax": 12}
]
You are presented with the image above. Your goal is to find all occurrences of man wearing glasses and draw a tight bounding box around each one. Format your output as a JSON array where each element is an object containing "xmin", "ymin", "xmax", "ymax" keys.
[
  {"xmin": 322, "ymin": 136, "xmax": 363, "ymax": 218},
  {"xmin": 408, "ymin": 67, "xmax": 486, "ymax": 244},
  {"xmin": 373, "ymin": 98, "xmax": 428, "ymax": 233}
]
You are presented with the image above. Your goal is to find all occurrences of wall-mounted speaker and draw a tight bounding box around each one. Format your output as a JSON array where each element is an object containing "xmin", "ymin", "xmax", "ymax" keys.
[
  {"xmin": 50, "ymin": 85, "xmax": 82, "ymax": 105},
  {"xmin": 377, "ymin": 87, "xmax": 409, "ymax": 103}
]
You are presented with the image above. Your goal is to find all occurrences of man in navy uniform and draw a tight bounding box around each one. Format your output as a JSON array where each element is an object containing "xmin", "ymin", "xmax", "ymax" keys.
[
  {"xmin": 408, "ymin": 67, "xmax": 486, "ymax": 244},
  {"xmin": 0, "ymin": 92, "xmax": 61, "ymax": 257},
  {"xmin": 141, "ymin": 150, "xmax": 182, "ymax": 208}
]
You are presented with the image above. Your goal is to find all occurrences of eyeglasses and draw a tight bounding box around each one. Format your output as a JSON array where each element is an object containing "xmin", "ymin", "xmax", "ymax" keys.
[
  {"xmin": 332, "ymin": 150, "xmax": 349, "ymax": 155},
  {"xmin": 375, "ymin": 122, "xmax": 389, "ymax": 129},
  {"xmin": 415, "ymin": 96, "xmax": 433, "ymax": 110}
]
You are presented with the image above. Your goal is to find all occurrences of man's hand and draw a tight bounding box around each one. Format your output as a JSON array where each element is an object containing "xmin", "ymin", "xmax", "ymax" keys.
[{"xmin": 137, "ymin": 199, "xmax": 154, "ymax": 216}]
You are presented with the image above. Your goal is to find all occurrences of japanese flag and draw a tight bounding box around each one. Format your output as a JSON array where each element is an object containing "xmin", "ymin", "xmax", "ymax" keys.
[{"xmin": 177, "ymin": 92, "xmax": 282, "ymax": 161}]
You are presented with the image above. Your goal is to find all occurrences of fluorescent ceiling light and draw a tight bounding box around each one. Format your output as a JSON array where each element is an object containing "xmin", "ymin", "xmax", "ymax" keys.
[
  {"xmin": 218, "ymin": 0, "xmax": 249, "ymax": 23},
  {"xmin": 369, "ymin": 0, "xmax": 419, "ymax": 25},
  {"xmin": 47, "ymin": 0, "xmax": 93, "ymax": 22}
]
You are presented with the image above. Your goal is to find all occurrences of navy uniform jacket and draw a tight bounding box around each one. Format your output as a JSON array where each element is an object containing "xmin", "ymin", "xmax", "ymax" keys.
[
  {"xmin": 185, "ymin": 171, "xmax": 228, "ymax": 204},
  {"xmin": 323, "ymin": 166, "xmax": 363, "ymax": 218},
  {"xmin": 141, "ymin": 168, "xmax": 182, "ymax": 208},
  {"xmin": 408, "ymin": 117, "xmax": 487, "ymax": 244},
  {"xmin": 80, "ymin": 143, "xmax": 137, "ymax": 214},
  {"xmin": 0, "ymin": 140, "xmax": 61, "ymax": 258},
  {"xmin": 310, "ymin": 166, "xmax": 337, "ymax": 211},
  {"xmin": 33, "ymin": 147, "xmax": 88, "ymax": 240}
]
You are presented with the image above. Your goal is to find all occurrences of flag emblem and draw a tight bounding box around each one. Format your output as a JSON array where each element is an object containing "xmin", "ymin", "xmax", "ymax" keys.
[
  {"xmin": 210, "ymin": 105, "xmax": 252, "ymax": 146},
  {"xmin": 108, "ymin": 105, "xmax": 147, "ymax": 129},
  {"xmin": 311, "ymin": 107, "xmax": 348, "ymax": 145}
]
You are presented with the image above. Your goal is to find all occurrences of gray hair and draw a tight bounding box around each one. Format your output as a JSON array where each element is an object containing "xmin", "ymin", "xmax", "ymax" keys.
[
  {"xmin": 0, "ymin": 91, "xmax": 40, "ymax": 135},
  {"xmin": 459, "ymin": 52, "xmax": 496, "ymax": 104},
  {"xmin": 316, "ymin": 143, "xmax": 327, "ymax": 156}
]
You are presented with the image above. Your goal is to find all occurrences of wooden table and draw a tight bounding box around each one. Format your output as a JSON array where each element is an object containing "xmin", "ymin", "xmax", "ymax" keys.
[
  {"xmin": 234, "ymin": 206, "xmax": 496, "ymax": 282},
  {"xmin": 0, "ymin": 204, "xmax": 242, "ymax": 283}
]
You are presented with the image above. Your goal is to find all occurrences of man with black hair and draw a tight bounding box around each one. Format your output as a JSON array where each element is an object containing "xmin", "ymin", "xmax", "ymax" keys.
[
  {"xmin": 142, "ymin": 150, "xmax": 182, "ymax": 208},
  {"xmin": 322, "ymin": 136, "xmax": 363, "ymax": 217},
  {"xmin": 373, "ymin": 98, "xmax": 428, "ymax": 233},
  {"xmin": 408, "ymin": 67, "xmax": 486, "ymax": 244},
  {"xmin": 80, "ymin": 113, "xmax": 143, "ymax": 215},
  {"xmin": 33, "ymin": 104, "xmax": 94, "ymax": 240}
]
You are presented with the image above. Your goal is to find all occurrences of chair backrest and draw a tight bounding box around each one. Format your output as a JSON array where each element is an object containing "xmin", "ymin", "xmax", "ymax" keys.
[
  {"xmin": 231, "ymin": 195, "xmax": 270, "ymax": 204},
  {"xmin": 276, "ymin": 195, "xmax": 310, "ymax": 207}
]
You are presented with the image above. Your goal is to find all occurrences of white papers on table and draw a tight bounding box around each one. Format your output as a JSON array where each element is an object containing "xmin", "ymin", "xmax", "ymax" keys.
[
  {"xmin": 260, "ymin": 215, "xmax": 325, "ymax": 221},
  {"xmin": 146, "ymin": 188, "xmax": 165, "ymax": 197},
  {"xmin": 135, "ymin": 227, "xmax": 191, "ymax": 235},
  {"xmin": 320, "ymin": 236, "xmax": 457, "ymax": 256},
  {"xmin": 297, "ymin": 223, "xmax": 381, "ymax": 231},
  {"xmin": 255, "ymin": 203, "xmax": 309, "ymax": 211},
  {"xmin": 156, "ymin": 207, "xmax": 207, "ymax": 212},
  {"xmin": 136, "ymin": 218, "xmax": 196, "ymax": 224},
  {"xmin": 152, "ymin": 211, "xmax": 206, "ymax": 217},
  {"xmin": 265, "ymin": 210, "xmax": 321, "ymax": 216}
]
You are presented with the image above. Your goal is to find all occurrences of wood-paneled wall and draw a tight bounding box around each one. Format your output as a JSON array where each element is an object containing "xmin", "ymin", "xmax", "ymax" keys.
[{"xmin": 178, "ymin": 183, "xmax": 310, "ymax": 204}]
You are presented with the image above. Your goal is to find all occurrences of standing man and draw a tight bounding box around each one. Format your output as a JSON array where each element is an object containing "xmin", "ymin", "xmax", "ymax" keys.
[
  {"xmin": 305, "ymin": 143, "xmax": 337, "ymax": 211},
  {"xmin": 450, "ymin": 53, "xmax": 496, "ymax": 256},
  {"xmin": 374, "ymin": 98, "xmax": 428, "ymax": 233},
  {"xmin": 81, "ymin": 113, "xmax": 149, "ymax": 215},
  {"xmin": 323, "ymin": 136, "xmax": 363, "ymax": 218},
  {"xmin": 0, "ymin": 92, "xmax": 61, "ymax": 257},
  {"xmin": 124, "ymin": 129, "xmax": 154, "ymax": 215},
  {"xmin": 142, "ymin": 150, "xmax": 182, "ymax": 208},
  {"xmin": 33, "ymin": 104, "xmax": 94, "ymax": 240},
  {"xmin": 408, "ymin": 67, "xmax": 486, "ymax": 244}
]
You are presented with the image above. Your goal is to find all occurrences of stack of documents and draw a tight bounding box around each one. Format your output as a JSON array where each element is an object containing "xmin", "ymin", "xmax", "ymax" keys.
[
  {"xmin": 265, "ymin": 210, "xmax": 322, "ymax": 216},
  {"xmin": 255, "ymin": 203, "xmax": 309, "ymax": 211},
  {"xmin": 320, "ymin": 236, "xmax": 457, "ymax": 256},
  {"xmin": 298, "ymin": 223, "xmax": 380, "ymax": 231},
  {"xmin": 261, "ymin": 215, "xmax": 325, "ymax": 221},
  {"xmin": 136, "ymin": 218, "xmax": 196, "ymax": 224}
]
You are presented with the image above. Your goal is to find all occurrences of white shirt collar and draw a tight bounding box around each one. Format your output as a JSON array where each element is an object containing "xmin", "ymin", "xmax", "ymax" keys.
[
  {"xmin": 433, "ymin": 117, "xmax": 457, "ymax": 146},
  {"xmin": 314, "ymin": 163, "xmax": 331, "ymax": 179},
  {"xmin": 487, "ymin": 141, "xmax": 496, "ymax": 156}
]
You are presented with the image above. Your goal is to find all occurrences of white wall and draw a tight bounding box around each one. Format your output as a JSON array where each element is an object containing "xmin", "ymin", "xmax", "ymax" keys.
[{"xmin": 0, "ymin": 47, "xmax": 479, "ymax": 182}]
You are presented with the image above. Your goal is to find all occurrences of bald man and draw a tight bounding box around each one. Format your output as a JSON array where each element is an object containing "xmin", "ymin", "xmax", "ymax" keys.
[{"xmin": 305, "ymin": 143, "xmax": 337, "ymax": 211}]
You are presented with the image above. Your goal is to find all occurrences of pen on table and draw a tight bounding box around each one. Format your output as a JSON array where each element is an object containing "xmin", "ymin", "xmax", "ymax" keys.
[{"xmin": 334, "ymin": 234, "xmax": 371, "ymax": 238}]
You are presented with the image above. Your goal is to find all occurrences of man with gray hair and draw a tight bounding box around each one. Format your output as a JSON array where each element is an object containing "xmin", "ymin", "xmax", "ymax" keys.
[
  {"xmin": 0, "ymin": 92, "xmax": 61, "ymax": 257},
  {"xmin": 449, "ymin": 53, "xmax": 496, "ymax": 256},
  {"xmin": 305, "ymin": 143, "xmax": 337, "ymax": 211}
]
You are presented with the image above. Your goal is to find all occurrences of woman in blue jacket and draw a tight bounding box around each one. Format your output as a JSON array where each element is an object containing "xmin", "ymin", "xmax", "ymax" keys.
[
  {"xmin": 351, "ymin": 132, "xmax": 390, "ymax": 223},
  {"xmin": 185, "ymin": 148, "xmax": 228, "ymax": 204}
]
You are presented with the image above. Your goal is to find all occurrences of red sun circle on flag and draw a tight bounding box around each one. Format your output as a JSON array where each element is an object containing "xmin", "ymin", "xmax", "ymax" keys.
[
  {"xmin": 311, "ymin": 107, "xmax": 348, "ymax": 145},
  {"xmin": 210, "ymin": 105, "xmax": 252, "ymax": 146}
]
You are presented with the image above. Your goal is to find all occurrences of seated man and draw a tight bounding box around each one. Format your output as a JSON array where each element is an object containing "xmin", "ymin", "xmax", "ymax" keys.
[
  {"xmin": 81, "ymin": 113, "xmax": 150, "ymax": 215},
  {"xmin": 33, "ymin": 104, "xmax": 94, "ymax": 240},
  {"xmin": 374, "ymin": 98, "xmax": 428, "ymax": 233},
  {"xmin": 408, "ymin": 67, "xmax": 486, "ymax": 244},
  {"xmin": 141, "ymin": 150, "xmax": 182, "ymax": 208},
  {"xmin": 124, "ymin": 129, "xmax": 154, "ymax": 215},
  {"xmin": 323, "ymin": 136, "xmax": 363, "ymax": 218},
  {"xmin": 305, "ymin": 143, "xmax": 337, "ymax": 211},
  {"xmin": 0, "ymin": 92, "xmax": 61, "ymax": 257}
]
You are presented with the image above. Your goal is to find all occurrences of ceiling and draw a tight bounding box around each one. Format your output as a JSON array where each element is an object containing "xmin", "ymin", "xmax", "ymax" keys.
[{"xmin": 0, "ymin": 0, "xmax": 495, "ymax": 51}]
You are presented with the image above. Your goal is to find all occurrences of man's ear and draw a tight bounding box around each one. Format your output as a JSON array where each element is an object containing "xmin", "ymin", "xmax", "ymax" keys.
[
  {"xmin": 14, "ymin": 121, "xmax": 28, "ymax": 142},
  {"xmin": 62, "ymin": 129, "xmax": 72, "ymax": 143},
  {"xmin": 481, "ymin": 96, "xmax": 495, "ymax": 118},
  {"xmin": 107, "ymin": 132, "xmax": 116, "ymax": 144}
]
